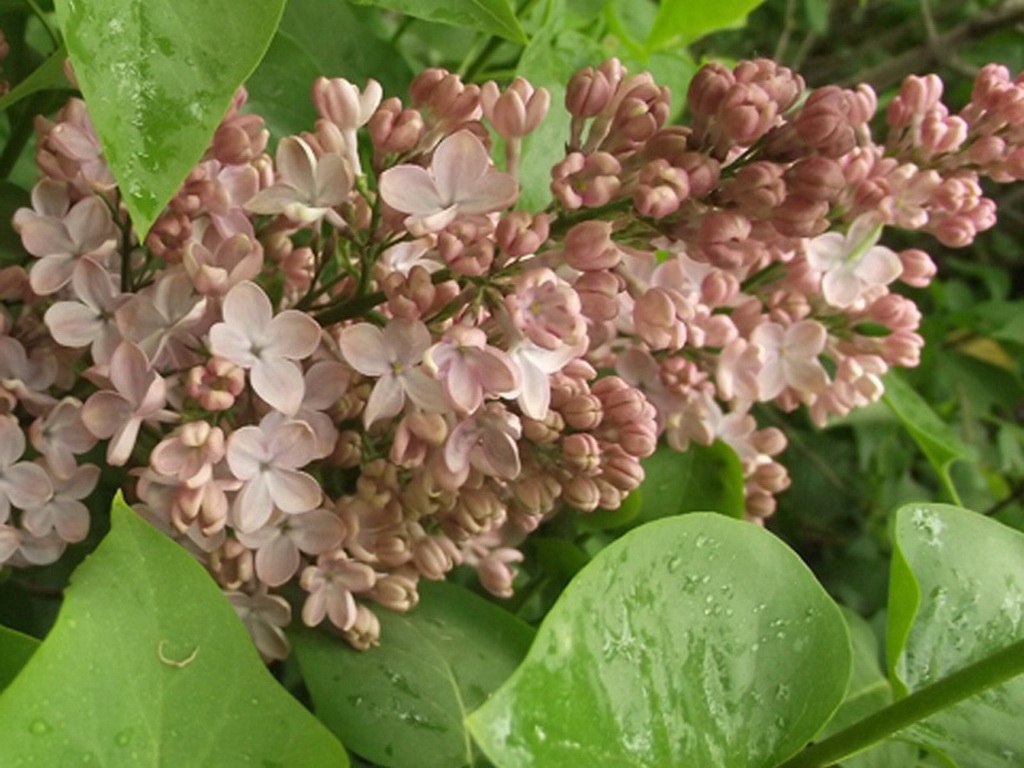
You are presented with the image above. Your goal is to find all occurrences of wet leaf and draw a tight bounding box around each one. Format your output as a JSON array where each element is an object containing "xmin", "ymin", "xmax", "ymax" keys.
[
  {"xmin": 293, "ymin": 580, "xmax": 534, "ymax": 768},
  {"xmin": 636, "ymin": 441, "xmax": 746, "ymax": 523},
  {"xmin": 0, "ymin": 495, "xmax": 347, "ymax": 766},
  {"xmin": 467, "ymin": 514, "xmax": 851, "ymax": 767},
  {"xmin": 887, "ymin": 503, "xmax": 1024, "ymax": 766},
  {"xmin": 53, "ymin": 0, "xmax": 285, "ymax": 236}
]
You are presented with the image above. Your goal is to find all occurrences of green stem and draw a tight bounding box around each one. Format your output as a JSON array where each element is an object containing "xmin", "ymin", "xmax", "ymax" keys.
[{"xmin": 778, "ymin": 636, "xmax": 1024, "ymax": 768}]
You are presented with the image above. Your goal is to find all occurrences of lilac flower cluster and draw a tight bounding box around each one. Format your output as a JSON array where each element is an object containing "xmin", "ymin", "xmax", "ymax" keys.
[{"xmin": 1, "ymin": 57, "xmax": 1022, "ymax": 657}]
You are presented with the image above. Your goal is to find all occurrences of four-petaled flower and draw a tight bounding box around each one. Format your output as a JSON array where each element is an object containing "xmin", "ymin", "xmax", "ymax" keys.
[
  {"xmin": 378, "ymin": 130, "xmax": 517, "ymax": 235},
  {"xmin": 245, "ymin": 136, "xmax": 351, "ymax": 226},
  {"xmin": 0, "ymin": 414, "xmax": 54, "ymax": 524},
  {"xmin": 338, "ymin": 319, "xmax": 445, "ymax": 426},
  {"xmin": 225, "ymin": 416, "xmax": 322, "ymax": 533},
  {"xmin": 208, "ymin": 280, "xmax": 321, "ymax": 417},
  {"xmin": 805, "ymin": 216, "xmax": 903, "ymax": 308}
]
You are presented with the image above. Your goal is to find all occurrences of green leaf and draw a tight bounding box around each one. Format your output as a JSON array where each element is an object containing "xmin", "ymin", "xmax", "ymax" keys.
[
  {"xmin": 244, "ymin": 30, "xmax": 321, "ymax": 141},
  {"xmin": 819, "ymin": 609, "xmax": 918, "ymax": 768},
  {"xmin": 514, "ymin": 7, "xmax": 606, "ymax": 211},
  {"xmin": 467, "ymin": 514, "xmax": 852, "ymax": 767},
  {"xmin": 350, "ymin": 0, "xmax": 527, "ymax": 44},
  {"xmin": 887, "ymin": 503, "xmax": 1024, "ymax": 766},
  {"xmin": 882, "ymin": 371, "xmax": 974, "ymax": 504},
  {"xmin": 293, "ymin": 580, "xmax": 534, "ymax": 768},
  {"xmin": 0, "ymin": 625, "xmax": 38, "ymax": 693},
  {"xmin": 0, "ymin": 179, "xmax": 31, "ymax": 266},
  {"xmin": 277, "ymin": 0, "xmax": 414, "ymax": 102},
  {"xmin": 0, "ymin": 495, "xmax": 348, "ymax": 766},
  {"xmin": 646, "ymin": 0, "xmax": 767, "ymax": 50},
  {"xmin": 0, "ymin": 44, "xmax": 68, "ymax": 112},
  {"xmin": 636, "ymin": 441, "xmax": 746, "ymax": 523},
  {"xmin": 52, "ymin": 0, "xmax": 286, "ymax": 237}
]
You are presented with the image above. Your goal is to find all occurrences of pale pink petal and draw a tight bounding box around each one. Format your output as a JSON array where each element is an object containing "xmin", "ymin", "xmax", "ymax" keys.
[
  {"xmin": 106, "ymin": 416, "xmax": 143, "ymax": 466},
  {"xmin": 445, "ymin": 362, "xmax": 482, "ymax": 413},
  {"xmin": 108, "ymin": 342, "xmax": 152, "ymax": 406},
  {"xmin": 302, "ymin": 588, "xmax": 328, "ymax": 626},
  {"xmin": 208, "ymin": 324, "xmax": 258, "ymax": 367},
  {"xmin": 315, "ymin": 153, "xmax": 352, "ymax": 206},
  {"xmin": 481, "ymin": 428, "xmax": 520, "ymax": 480},
  {"xmin": 855, "ymin": 246, "xmax": 902, "ymax": 286},
  {"xmin": 29, "ymin": 254, "xmax": 75, "ymax": 295},
  {"xmin": 338, "ymin": 323, "xmax": 390, "ymax": 376},
  {"xmin": 2, "ymin": 462, "xmax": 52, "ymax": 509},
  {"xmin": 246, "ymin": 185, "xmax": 305, "ymax": 216},
  {"xmin": 234, "ymin": 474, "xmax": 274, "ymax": 532},
  {"xmin": 18, "ymin": 532, "xmax": 65, "ymax": 565},
  {"xmin": 46, "ymin": 301, "xmax": 102, "ymax": 348},
  {"xmin": 62, "ymin": 464, "xmax": 101, "ymax": 500},
  {"xmin": 384, "ymin": 319, "xmax": 431, "ymax": 365},
  {"xmin": 302, "ymin": 361, "xmax": 350, "ymax": 409},
  {"xmin": 20, "ymin": 218, "xmax": 74, "ymax": 258},
  {"xmin": 277, "ymin": 137, "xmax": 318, "ymax": 195},
  {"xmin": 256, "ymin": 535, "xmax": 301, "ymax": 587},
  {"xmin": 822, "ymin": 268, "xmax": 860, "ymax": 308},
  {"xmin": 757, "ymin": 364, "xmax": 786, "ymax": 401},
  {"xmin": 406, "ymin": 205, "xmax": 459, "ymax": 236},
  {"xmin": 0, "ymin": 416, "xmax": 26, "ymax": 469},
  {"xmin": 433, "ymin": 131, "xmax": 490, "ymax": 204},
  {"xmin": 264, "ymin": 311, "xmax": 321, "ymax": 359},
  {"xmin": 65, "ymin": 197, "xmax": 114, "ymax": 251},
  {"xmin": 0, "ymin": 524, "xmax": 18, "ymax": 558},
  {"xmin": 379, "ymin": 165, "xmax": 443, "ymax": 215},
  {"xmin": 81, "ymin": 391, "xmax": 133, "ymax": 440},
  {"xmin": 786, "ymin": 320, "xmax": 827, "ymax": 357},
  {"xmin": 223, "ymin": 281, "xmax": 272, "ymax": 338},
  {"xmin": 516, "ymin": 358, "xmax": 551, "ymax": 420},
  {"xmin": 30, "ymin": 178, "xmax": 70, "ymax": 217},
  {"xmin": 444, "ymin": 420, "xmax": 478, "ymax": 475},
  {"xmin": 226, "ymin": 425, "xmax": 268, "ymax": 480},
  {"xmin": 290, "ymin": 508, "xmax": 345, "ymax": 554},
  {"xmin": 252, "ymin": 357, "xmax": 305, "ymax": 416},
  {"xmin": 267, "ymin": 420, "xmax": 317, "ymax": 468},
  {"xmin": 363, "ymin": 375, "xmax": 405, "ymax": 426},
  {"xmin": 459, "ymin": 173, "xmax": 518, "ymax": 213},
  {"xmin": 326, "ymin": 589, "xmax": 358, "ymax": 631},
  {"xmin": 51, "ymin": 499, "xmax": 90, "ymax": 542},
  {"xmin": 266, "ymin": 468, "xmax": 321, "ymax": 514},
  {"xmin": 475, "ymin": 349, "xmax": 520, "ymax": 393},
  {"xmin": 804, "ymin": 232, "xmax": 844, "ymax": 271},
  {"xmin": 403, "ymin": 368, "xmax": 447, "ymax": 412},
  {"xmin": 787, "ymin": 359, "xmax": 828, "ymax": 394}
]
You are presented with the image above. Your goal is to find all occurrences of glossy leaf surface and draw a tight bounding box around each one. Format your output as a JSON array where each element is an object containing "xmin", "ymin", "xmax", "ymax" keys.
[
  {"xmin": 294, "ymin": 580, "xmax": 534, "ymax": 768},
  {"xmin": 468, "ymin": 514, "xmax": 851, "ymax": 767},
  {"xmin": 888, "ymin": 503, "xmax": 1024, "ymax": 766},
  {"xmin": 647, "ymin": 0, "xmax": 768, "ymax": 49},
  {"xmin": 351, "ymin": 0, "xmax": 527, "ymax": 43},
  {"xmin": 0, "ymin": 625, "xmax": 38, "ymax": 692},
  {"xmin": 0, "ymin": 497, "xmax": 347, "ymax": 766},
  {"xmin": 53, "ymin": 0, "xmax": 285, "ymax": 236}
]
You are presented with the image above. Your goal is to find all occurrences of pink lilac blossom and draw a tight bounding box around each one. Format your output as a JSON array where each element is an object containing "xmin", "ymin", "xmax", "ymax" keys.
[{"xmin": 5, "ymin": 53, "xmax": 1023, "ymax": 657}]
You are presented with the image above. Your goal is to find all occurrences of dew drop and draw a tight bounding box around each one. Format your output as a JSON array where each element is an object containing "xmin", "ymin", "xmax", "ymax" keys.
[
  {"xmin": 666, "ymin": 556, "xmax": 683, "ymax": 573},
  {"xmin": 28, "ymin": 719, "xmax": 51, "ymax": 735},
  {"xmin": 114, "ymin": 729, "xmax": 131, "ymax": 747}
]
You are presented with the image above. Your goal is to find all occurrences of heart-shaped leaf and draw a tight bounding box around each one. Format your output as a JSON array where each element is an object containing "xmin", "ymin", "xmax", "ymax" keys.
[
  {"xmin": 887, "ymin": 503, "xmax": 1024, "ymax": 765},
  {"xmin": 293, "ymin": 580, "xmax": 534, "ymax": 768},
  {"xmin": 467, "ymin": 513, "xmax": 852, "ymax": 767},
  {"xmin": 0, "ymin": 495, "xmax": 347, "ymax": 766},
  {"xmin": 53, "ymin": 0, "xmax": 285, "ymax": 237}
]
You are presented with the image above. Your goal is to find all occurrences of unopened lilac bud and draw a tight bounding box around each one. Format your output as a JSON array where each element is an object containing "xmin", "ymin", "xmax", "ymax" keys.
[
  {"xmin": 562, "ymin": 474, "xmax": 601, "ymax": 512},
  {"xmin": 522, "ymin": 411, "xmax": 565, "ymax": 443},
  {"xmin": 897, "ymin": 248, "xmax": 937, "ymax": 287},
  {"xmin": 678, "ymin": 152, "xmax": 720, "ymax": 197},
  {"xmin": 496, "ymin": 211, "xmax": 550, "ymax": 258},
  {"xmin": 561, "ymin": 392, "xmax": 604, "ymax": 430},
  {"xmin": 370, "ymin": 572, "xmax": 420, "ymax": 612},
  {"xmin": 968, "ymin": 135, "xmax": 1006, "ymax": 166},
  {"xmin": 564, "ymin": 220, "xmax": 621, "ymax": 271},
  {"xmin": 562, "ymin": 432, "xmax": 602, "ymax": 473},
  {"xmin": 592, "ymin": 377, "xmax": 645, "ymax": 423},
  {"xmin": 342, "ymin": 604, "xmax": 381, "ymax": 651},
  {"xmin": 728, "ymin": 161, "xmax": 785, "ymax": 215},
  {"xmin": 482, "ymin": 77, "xmax": 550, "ymax": 139},
  {"xmin": 551, "ymin": 151, "xmax": 622, "ymax": 209},
  {"xmin": 566, "ymin": 66, "xmax": 615, "ymax": 118},
  {"xmin": 772, "ymin": 196, "xmax": 829, "ymax": 237},
  {"xmin": 688, "ymin": 63, "xmax": 736, "ymax": 120},
  {"xmin": 575, "ymin": 270, "xmax": 621, "ymax": 322},
  {"xmin": 603, "ymin": 447, "xmax": 645, "ymax": 492},
  {"xmin": 795, "ymin": 86, "xmax": 859, "ymax": 157},
  {"xmin": 785, "ymin": 156, "xmax": 845, "ymax": 202},
  {"xmin": 717, "ymin": 83, "xmax": 777, "ymax": 145},
  {"xmin": 751, "ymin": 427, "xmax": 787, "ymax": 457},
  {"xmin": 369, "ymin": 97, "xmax": 425, "ymax": 155}
]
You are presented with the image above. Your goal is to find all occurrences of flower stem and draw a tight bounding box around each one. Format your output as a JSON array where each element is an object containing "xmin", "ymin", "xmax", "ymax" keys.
[{"xmin": 778, "ymin": 636, "xmax": 1024, "ymax": 768}]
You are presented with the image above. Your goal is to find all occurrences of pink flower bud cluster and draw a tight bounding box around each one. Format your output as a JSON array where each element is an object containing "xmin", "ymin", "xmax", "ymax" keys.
[{"xmin": 4, "ymin": 56, "xmax": 1023, "ymax": 659}]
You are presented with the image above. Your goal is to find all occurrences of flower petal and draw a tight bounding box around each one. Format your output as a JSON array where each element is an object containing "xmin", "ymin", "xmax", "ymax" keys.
[
  {"xmin": 252, "ymin": 358, "xmax": 306, "ymax": 416},
  {"xmin": 378, "ymin": 165, "xmax": 443, "ymax": 216},
  {"xmin": 338, "ymin": 323, "xmax": 390, "ymax": 376},
  {"xmin": 266, "ymin": 467, "xmax": 321, "ymax": 514}
]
